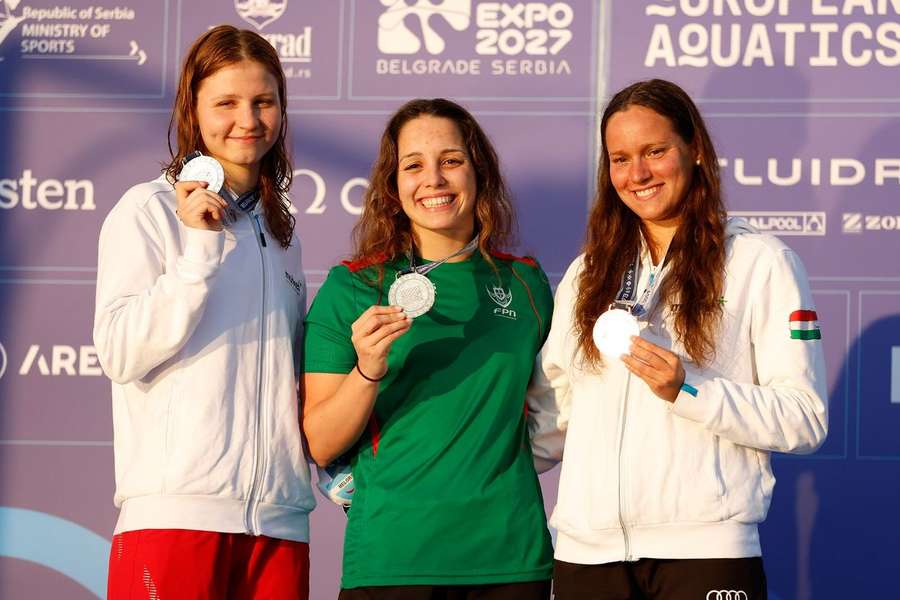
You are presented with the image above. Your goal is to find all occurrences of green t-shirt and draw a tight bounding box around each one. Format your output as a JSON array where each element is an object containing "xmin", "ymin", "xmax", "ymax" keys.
[{"xmin": 304, "ymin": 251, "xmax": 554, "ymax": 588}]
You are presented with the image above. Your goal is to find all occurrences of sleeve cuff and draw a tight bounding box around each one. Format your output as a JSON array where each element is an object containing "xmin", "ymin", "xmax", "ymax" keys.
[
  {"xmin": 177, "ymin": 227, "xmax": 224, "ymax": 281},
  {"xmin": 669, "ymin": 378, "xmax": 706, "ymax": 418}
]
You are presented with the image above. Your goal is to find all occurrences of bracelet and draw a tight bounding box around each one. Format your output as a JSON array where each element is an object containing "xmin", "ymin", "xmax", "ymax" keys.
[{"xmin": 355, "ymin": 361, "xmax": 386, "ymax": 383}]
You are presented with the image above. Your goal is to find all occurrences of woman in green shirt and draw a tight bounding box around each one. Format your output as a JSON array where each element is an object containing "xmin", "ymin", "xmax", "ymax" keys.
[{"xmin": 303, "ymin": 98, "xmax": 554, "ymax": 599}]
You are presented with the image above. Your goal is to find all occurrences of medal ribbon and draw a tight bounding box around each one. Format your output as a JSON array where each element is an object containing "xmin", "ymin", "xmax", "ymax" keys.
[
  {"xmin": 613, "ymin": 240, "xmax": 670, "ymax": 317},
  {"xmin": 400, "ymin": 237, "xmax": 479, "ymax": 278}
]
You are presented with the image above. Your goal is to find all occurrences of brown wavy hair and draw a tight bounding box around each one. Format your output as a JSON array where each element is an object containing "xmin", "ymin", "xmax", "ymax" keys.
[
  {"xmin": 164, "ymin": 25, "xmax": 295, "ymax": 248},
  {"xmin": 575, "ymin": 79, "xmax": 726, "ymax": 368},
  {"xmin": 351, "ymin": 98, "xmax": 515, "ymax": 275}
]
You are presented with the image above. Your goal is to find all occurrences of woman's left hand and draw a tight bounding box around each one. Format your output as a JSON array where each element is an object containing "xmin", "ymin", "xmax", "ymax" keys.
[{"xmin": 621, "ymin": 336, "xmax": 685, "ymax": 403}]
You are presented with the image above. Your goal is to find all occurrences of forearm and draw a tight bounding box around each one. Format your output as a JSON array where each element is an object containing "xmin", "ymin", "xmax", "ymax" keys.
[{"xmin": 303, "ymin": 369, "xmax": 381, "ymax": 466}]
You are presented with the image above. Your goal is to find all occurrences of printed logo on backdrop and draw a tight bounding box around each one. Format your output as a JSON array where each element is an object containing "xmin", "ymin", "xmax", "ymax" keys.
[
  {"xmin": 178, "ymin": 0, "xmax": 340, "ymax": 97},
  {"xmin": 236, "ymin": 0, "xmax": 287, "ymax": 30},
  {"xmin": 0, "ymin": 0, "xmax": 25, "ymax": 56},
  {"xmin": 352, "ymin": 0, "xmax": 596, "ymax": 99},
  {"xmin": 17, "ymin": 344, "xmax": 102, "ymax": 376},
  {"xmin": 377, "ymin": 0, "xmax": 471, "ymax": 54},
  {"xmin": 606, "ymin": 1, "xmax": 900, "ymax": 101},
  {"xmin": 717, "ymin": 156, "xmax": 900, "ymax": 188},
  {"xmin": 729, "ymin": 211, "xmax": 826, "ymax": 237},
  {"xmin": 842, "ymin": 213, "xmax": 900, "ymax": 234},
  {"xmin": 0, "ymin": 169, "xmax": 95, "ymax": 211},
  {"xmin": 0, "ymin": 0, "xmax": 163, "ymax": 98},
  {"xmin": 0, "ymin": 342, "xmax": 7, "ymax": 381},
  {"xmin": 233, "ymin": 0, "xmax": 311, "ymax": 79}
]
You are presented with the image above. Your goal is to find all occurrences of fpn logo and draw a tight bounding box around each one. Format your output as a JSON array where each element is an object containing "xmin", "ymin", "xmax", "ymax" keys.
[
  {"xmin": 235, "ymin": 0, "xmax": 287, "ymax": 30},
  {"xmin": 378, "ymin": 0, "xmax": 472, "ymax": 54},
  {"xmin": 487, "ymin": 284, "xmax": 516, "ymax": 319}
]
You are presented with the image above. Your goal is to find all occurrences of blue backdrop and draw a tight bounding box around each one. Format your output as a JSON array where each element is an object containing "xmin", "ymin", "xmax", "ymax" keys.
[{"xmin": 1, "ymin": 1, "xmax": 898, "ymax": 598}]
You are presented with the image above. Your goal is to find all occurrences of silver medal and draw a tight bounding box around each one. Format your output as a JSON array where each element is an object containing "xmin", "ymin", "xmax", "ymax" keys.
[
  {"xmin": 388, "ymin": 272, "xmax": 435, "ymax": 318},
  {"xmin": 178, "ymin": 154, "xmax": 224, "ymax": 194},
  {"xmin": 592, "ymin": 308, "xmax": 640, "ymax": 359}
]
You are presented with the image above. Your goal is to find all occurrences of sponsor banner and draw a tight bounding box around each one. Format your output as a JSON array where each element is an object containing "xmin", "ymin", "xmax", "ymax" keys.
[
  {"xmin": 0, "ymin": 0, "xmax": 166, "ymax": 100},
  {"xmin": 0, "ymin": 110, "xmax": 168, "ymax": 268},
  {"xmin": 0, "ymin": 282, "xmax": 110, "ymax": 441},
  {"xmin": 857, "ymin": 291, "xmax": 900, "ymax": 458},
  {"xmin": 607, "ymin": 1, "xmax": 900, "ymax": 102},
  {"xmin": 176, "ymin": 0, "xmax": 343, "ymax": 99},
  {"xmin": 710, "ymin": 115, "xmax": 900, "ymax": 277},
  {"xmin": 290, "ymin": 112, "xmax": 592, "ymax": 278},
  {"xmin": 729, "ymin": 210, "xmax": 826, "ymax": 236},
  {"xmin": 841, "ymin": 211, "xmax": 900, "ymax": 234},
  {"xmin": 348, "ymin": 0, "xmax": 598, "ymax": 100}
]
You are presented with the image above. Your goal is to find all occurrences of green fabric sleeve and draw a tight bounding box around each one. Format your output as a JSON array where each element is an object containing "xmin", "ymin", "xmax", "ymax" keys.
[{"xmin": 303, "ymin": 265, "xmax": 359, "ymax": 374}]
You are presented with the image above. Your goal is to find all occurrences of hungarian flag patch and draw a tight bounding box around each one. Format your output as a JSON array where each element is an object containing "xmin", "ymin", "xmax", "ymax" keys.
[{"xmin": 789, "ymin": 310, "xmax": 821, "ymax": 340}]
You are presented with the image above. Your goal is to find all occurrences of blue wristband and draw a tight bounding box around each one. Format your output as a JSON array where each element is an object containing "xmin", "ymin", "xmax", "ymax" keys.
[{"xmin": 680, "ymin": 383, "xmax": 698, "ymax": 397}]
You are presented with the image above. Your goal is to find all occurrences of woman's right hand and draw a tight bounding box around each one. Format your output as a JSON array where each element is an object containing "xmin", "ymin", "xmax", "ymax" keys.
[
  {"xmin": 351, "ymin": 305, "xmax": 412, "ymax": 380},
  {"xmin": 175, "ymin": 180, "xmax": 227, "ymax": 231}
]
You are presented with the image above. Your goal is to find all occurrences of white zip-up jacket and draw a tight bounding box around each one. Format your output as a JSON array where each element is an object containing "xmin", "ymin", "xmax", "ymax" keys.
[
  {"xmin": 93, "ymin": 176, "xmax": 315, "ymax": 542},
  {"xmin": 528, "ymin": 218, "xmax": 827, "ymax": 564}
]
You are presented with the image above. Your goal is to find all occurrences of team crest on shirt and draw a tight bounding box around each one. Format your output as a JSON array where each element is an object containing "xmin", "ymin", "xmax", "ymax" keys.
[{"xmin": 486, "ymin": 284, "xmax": 516, "ymax": 320}]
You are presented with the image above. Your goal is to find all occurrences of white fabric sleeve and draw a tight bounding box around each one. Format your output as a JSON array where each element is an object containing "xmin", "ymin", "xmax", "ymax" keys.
[
  {"xmin": 671, "ymin": 248, "xmax": 828, "ymax": 454},
  {"xmin": 527, "ymin": 259, "xmax": 579, "ymax": 473},
  {"xmin": 93, "ymin": 192, "xmax": 224, "ymax": 384}
]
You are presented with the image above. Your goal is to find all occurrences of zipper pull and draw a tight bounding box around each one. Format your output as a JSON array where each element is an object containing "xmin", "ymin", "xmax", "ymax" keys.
[{"xmin": 253, "ymin": 214, "xmax": 267, "ymax": 247}]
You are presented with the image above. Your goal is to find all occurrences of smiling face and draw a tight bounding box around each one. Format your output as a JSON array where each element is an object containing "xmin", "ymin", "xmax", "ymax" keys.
[
  {"xmin": 605, "ymin": 105, "xmax": 696, "ymax": 237},
  {"xmin": 396, "ymin": 115, "xmax": 478, "ymax": 254},
  {"xmin": 195, "ymin": 59, "xmax": 281, "ymax": 188}
]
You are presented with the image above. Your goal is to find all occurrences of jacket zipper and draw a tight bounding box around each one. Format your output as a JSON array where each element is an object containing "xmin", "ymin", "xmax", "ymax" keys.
[
  {"xmin": 244, "ymin": 211, "xmax": 269, "ymax": 534},
  {"xmin": 617, "ymin": 371, "xmax": 635, "ymax": 562}
]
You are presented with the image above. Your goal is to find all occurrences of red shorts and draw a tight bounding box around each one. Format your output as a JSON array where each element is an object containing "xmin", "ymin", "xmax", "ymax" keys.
[{"xmin": 107, "ymin": 529, "xmax": 309, "ymax": 600}]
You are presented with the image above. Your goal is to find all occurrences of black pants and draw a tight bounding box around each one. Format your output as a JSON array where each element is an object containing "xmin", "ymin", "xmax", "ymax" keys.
[
  {"xmin": 338, "ymin": 580, "xmax": 551, "ymax": 600},
  {"xmin": 553, "ymin": 558, "xmax": 766, "ymax": 600}
]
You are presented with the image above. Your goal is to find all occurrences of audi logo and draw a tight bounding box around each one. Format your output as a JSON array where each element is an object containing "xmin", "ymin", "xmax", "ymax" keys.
[
  {"xmin": 0, "ymin": 342, "xmax": 7, "ymax": 381},
  {"xmin": 706, "ymin": 592, "xmax": 749, "ymax": 600}
]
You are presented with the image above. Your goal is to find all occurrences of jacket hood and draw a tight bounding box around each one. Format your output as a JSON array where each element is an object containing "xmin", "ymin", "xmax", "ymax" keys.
[{"xmin": 725, "ymin": 216, "xmax": 759, "ymax": 239}]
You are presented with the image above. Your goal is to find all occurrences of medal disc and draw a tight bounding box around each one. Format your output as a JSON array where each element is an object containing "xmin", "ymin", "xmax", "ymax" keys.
[
  {"xmin": 388, "ymin": 272, "xmax": 435, "ymax": 318},
  {"xmin": 179, "ymin": 155, "xmax": 224, "ymax": 194},
  {"xmin": 592, "ymin": 308, "xmax": 640, "ymax": 359}
]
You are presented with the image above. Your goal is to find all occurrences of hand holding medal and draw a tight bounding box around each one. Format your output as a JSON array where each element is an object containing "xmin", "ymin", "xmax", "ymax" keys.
[
  {"xmin": 350, "ymin": 305, "xmax": 412, "ymax": 383},
  {"xmin": 175, "ymin": 152, "xmax": 228, "ymax": 231},
  {"xmin": 620, "ymin": 336, "xmax": 686, "ymax": 403}
]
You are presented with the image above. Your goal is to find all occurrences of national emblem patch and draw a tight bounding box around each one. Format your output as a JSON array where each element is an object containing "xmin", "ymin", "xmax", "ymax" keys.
[{"xmin": 789, "ymin": 309, "xmax": 821, "ymax": 340}]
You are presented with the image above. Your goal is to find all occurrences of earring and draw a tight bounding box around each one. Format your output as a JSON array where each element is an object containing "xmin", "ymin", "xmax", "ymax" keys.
[{"xmin": 695, "ymin": 158, "xmax": 701, "ymax": 166}]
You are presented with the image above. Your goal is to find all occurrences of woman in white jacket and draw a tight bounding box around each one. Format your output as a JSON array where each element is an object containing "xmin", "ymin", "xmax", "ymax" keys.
[
  {"xmin": 93, "ymin": 25, "xmax": 314, "ymax": 599},
  {"xmin": 529, "ymin": 79, "xmax": 828, "ymax": 599}
]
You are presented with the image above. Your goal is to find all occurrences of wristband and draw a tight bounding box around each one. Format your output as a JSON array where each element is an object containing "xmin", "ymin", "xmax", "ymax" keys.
[
  {"xmin": 355, "ymin": 361, "xmax": 386, "ymax": 383},
  {"xmin": 680, "ymin": 382, "xmax": 698, "ymax": 397}
]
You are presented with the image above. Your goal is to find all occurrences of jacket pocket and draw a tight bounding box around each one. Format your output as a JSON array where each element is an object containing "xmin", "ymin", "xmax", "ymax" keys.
[
  {"xmin": 626, "ymin": 414, "xmax": 726, "ymax": 525},
  {"xmin": 718, "ymin": 441, "xmax": 771, "ymax": 523}
]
